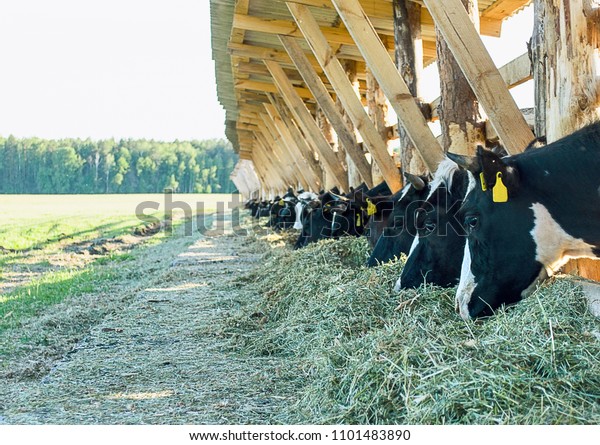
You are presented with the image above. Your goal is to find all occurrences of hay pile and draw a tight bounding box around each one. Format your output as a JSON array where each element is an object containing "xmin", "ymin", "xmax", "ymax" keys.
[{"xmin": 227, "ymin": 235, "xmax": 600, "ymax": 424}]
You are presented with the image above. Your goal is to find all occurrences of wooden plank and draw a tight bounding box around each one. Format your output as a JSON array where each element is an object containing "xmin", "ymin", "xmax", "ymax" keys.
[
  {"xmin": 253, "ymin": 140, "xmax": 288, "ymax": 191},
  {"xmin": 264, "ymin": 60, "xmax": 349, "ymax": 191},
  {"xmin": 266, "ymin": 94, "xmax": 325, "ymax": 188},
  {"xmin": 279, "ymin": 35, "xmax": 373, "ymax": 187},
  {"xmin": 262, "ymin": 103, "xmax": 322, "ymax": 190},
  {"xmin": 255, "ymin": 127, "xmax": 298, "ymax": 188},
  {"xmin": 330, "ymin": 0, "xmax": 445, "ymax": 172},
  {"xmin": 429, "ymin": 51, "xmax": 533, "ymax": 121},
  {"xmin": 257, "ymin": 118, "xmax": 308, "ymax": 189},
  {"xmin": 422, "ymin": 0, "xmax": 534, "ymax": 154},
  {"xmin": 286, "ymin": 2, "xmax": 402, "ymax": 193},
  {"xmin": 234, "ymin": 79, "xmax": 315, "ymax": 100},
  {"xmin": 233, "ymin": 13, "xmax": 356, "ymax": 46}
]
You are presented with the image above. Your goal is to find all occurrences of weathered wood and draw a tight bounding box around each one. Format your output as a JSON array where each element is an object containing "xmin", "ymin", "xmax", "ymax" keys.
[
  {"xmin": 528, "ymin": 0, "xmax": 546, "ymax": 138},
  {"xmin": 422, "ymin": 0, "xmax": 535, "ymax": 154},
  {"xmin": 436, "ymin": 0, "xmax": 486, "ymax": 155},
  {"xmin": 278, "ymin": 35, "xmax": 373, "ymax": 187},
  {"xmin": 330, "ymin": 0, "xmax": 446, "ymax": 173},
  {"xmin": 287, "ymin": 2, "xmax": 403, "ymax": 192},
  {"xmin": 263, "ymin": 59, "xmax": 350, "ymax": 191},
  {"xmin": 393, "ymin": 0, "xmax": 429, "ymax": 175}
]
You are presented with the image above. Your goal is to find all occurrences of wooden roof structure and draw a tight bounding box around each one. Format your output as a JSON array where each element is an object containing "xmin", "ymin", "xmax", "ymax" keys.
[{"xmin": 211, "ymin": 0, "xmax": 533, "ymax": 194}]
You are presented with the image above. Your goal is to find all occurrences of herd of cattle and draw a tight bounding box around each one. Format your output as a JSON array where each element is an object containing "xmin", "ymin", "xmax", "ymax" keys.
[{"xmin": 245, "ymin": 123, "xmax": 600, "ymax": 320}]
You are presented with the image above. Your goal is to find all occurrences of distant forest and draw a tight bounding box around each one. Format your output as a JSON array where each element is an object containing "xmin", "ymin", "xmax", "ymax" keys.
[{"xmin": 0, "ymin": 137, "xmax": 238, "ymax": 194}]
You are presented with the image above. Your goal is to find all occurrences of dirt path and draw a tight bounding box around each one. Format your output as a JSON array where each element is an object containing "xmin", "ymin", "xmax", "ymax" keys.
[{"xmin": 0, "ymin": 217, "xmax": 296, "ymax": 424}]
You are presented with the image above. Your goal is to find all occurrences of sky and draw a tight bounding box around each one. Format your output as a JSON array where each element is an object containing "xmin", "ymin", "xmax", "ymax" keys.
[
  {"xmin": 0, "ymin": 1, "xmax": 534, "ymax": 142},
  {"xmin": 0, "ymin": 0, "xmax": 226, "ymax": 141}
]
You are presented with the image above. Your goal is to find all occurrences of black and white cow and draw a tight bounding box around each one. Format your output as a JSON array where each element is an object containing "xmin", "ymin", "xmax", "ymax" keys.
[
  {"xmin": 394, "ymin": 159, "xmax": 470, "ymax": 290},
  {"xmin": 450, "ymin": 123, "xmax": 600, "ymax": 319},
  {"xmin": 366, "ymin": 174, "xmax": 429, "ymax": 267}
]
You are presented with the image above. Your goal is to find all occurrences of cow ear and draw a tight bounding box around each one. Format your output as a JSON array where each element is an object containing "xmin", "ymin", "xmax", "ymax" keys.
[
  {"xmin": 404, "ymin": 173, "xmax": 426, "ymax": 191},
  {"xmin": 477, "ymin": 145, "xmax": 520, "ymax": 201},
  {"xmin": 446, "ymin": 151, "xmax": 480, "ymax": 175}
]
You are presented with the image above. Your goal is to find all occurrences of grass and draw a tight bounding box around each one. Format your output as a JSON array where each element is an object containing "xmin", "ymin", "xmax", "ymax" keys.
[
  {"xmin": 0, "ymin": 193, "xmax": 233, "ymax": 338},
  {"xmin": 226, "ymin": 234, "xmax": 600, "ymax": 424}
]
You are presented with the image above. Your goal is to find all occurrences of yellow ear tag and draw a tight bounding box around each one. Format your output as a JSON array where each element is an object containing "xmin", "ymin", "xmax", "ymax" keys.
[
  {"xmin": 356, "ymin": 214, "xmax": 362, "ymax": 227},
  {"xmin": 479, "ymin": 172, "xmax": 487, "ymax": 191},
  {"xmin": 279, "ymin": 199, "xmax": 284, "ymax": 206},
  {"xmin": 366, "ymin": 198, "xmax": 377, "ymax": 216},
  {"xmin": 492, "ymin": 172, "xmax": 508, "ymax": 203}
]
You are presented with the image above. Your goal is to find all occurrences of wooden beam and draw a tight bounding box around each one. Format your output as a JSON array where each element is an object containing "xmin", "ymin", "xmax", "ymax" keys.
[
  {"xmin": 429, "ymin": 51, "xmax": 533, "ymax": 121},
  {"xmin": 266, "ymin": 95, "xmax": 325, "ymax": 188},
  {"xmin": 279, "ymin": 35, "xmax": 373, "ymax": 187},
  {"xmin": 264, "ymin": 60, "xmax": 349, "ymax": 192},
  {"xmin": 233, "ymin": 13, "xmax": 356, "ymax": 46},
  {"xmin": 252, "ymin": 140, "xmax": 287, "ymax": 191},
  {"xmin": 258, "ymin": 117, "xmax": 308, "ymax": 189},
  {"xmin": 422, "ymin": 0, "xmax": 534, "ymax": 154},
  {"xmin": 263, "ymin": 103, "xmax": 322, "ymax": 190},
  {"xmin": 287, "ymin": 2, "xmax": 402, "ymax": 193},
  {"xmin": 330, "ymin": 0, "xmax": 445, "ymax": 172},
  {"xmin": 256, "ymin": 125, "xmax": 300, "ymax": 188},
  {"xmin": 234, "ymin": 79, "xmax": 315, "ymax": 100}
]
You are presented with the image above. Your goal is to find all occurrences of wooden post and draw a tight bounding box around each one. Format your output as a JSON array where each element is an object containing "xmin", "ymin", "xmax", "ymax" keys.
[
  {"xmin": 263, "ymin": 60, "xmax": 349, "ymax": 191},
  {"xmin": 365, "ymin": 68, "xmax": 395, "ymax": 184},
  {"xmin": 531, "ymin": 0, "xmax": 600, "ymax": 280},
  {"xmin": 393, "ymin": 0, "xmax": 429, "ymax": 175},
  {"xmin": 422, "ymin": 0, "xmax": 535, "ymax": 154},
  {"xmin": 338, "ymin": 59, "xmax": 365, "ymax": 188},
  {"xmin": 287, "ymin": 2, "xmax": 403, "ymax": 192},
  {"xmin": 329, "ymin": 0, "xmax": 445, "ymax": 172},
  {"xmin": 528, "ymin": 0, "xmax": 547, "ymax": 138},
  {"xmin": 279, "ymin": 35, "xmax": 373, "ymax": 187},
  {"xmin": 435, "ymin": 0, "xmax": 486, "ymax": 155},
  {"xmin": 316, "ymin": 107, "xmax": 340, "ymax": 190}
]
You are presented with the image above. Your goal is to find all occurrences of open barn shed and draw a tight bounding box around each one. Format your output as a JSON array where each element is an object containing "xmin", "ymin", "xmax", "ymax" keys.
[{"xmin": 211, "ymin": 0, "xmax": 599, "ymax": 277}]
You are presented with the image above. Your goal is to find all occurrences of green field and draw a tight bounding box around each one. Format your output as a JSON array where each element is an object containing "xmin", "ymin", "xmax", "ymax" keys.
[
  {"xmin": 0, "ymin": 193, "xmax": 236, "ymax": 251},
  {"xmin": 0, "ymin": 193, "xmax": 238, "ymax": 332}
]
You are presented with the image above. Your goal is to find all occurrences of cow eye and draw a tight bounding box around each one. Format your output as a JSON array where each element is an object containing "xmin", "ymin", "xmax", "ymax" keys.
[{"xmin": 465, "ymin": 215, "xmax": 479, "ymax": 232}]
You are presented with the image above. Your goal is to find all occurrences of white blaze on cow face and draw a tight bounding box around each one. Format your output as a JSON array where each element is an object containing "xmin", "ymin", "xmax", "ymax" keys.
[
  {"xmin": 456, "ymin": 241, "xmax": 477, "ymax": 320},
  {"xmin": 426, "ymin": 158, "xmax": 460, "ymax": 200},
  {"xmin": 393, "ymin": 236, "xmax": 420, "ymax": 291},
  {"xmin": 530, "ymin": 202, "xmax": 595, "ymax": 274},
  {"xmin": 293, "ymin": 202, "xmax": 303, "ymax": 230}
]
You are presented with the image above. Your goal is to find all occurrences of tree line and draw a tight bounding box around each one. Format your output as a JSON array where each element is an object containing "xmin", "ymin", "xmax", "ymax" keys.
[{"xmin": 0, "ymin": 136, "xmax": 238, "ymax": 194}]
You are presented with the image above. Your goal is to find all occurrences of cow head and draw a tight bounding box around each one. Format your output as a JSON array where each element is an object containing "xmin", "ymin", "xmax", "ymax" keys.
[
  {"xmin": 366, "ymin": 174, "xmax": 429, "ymax": 267},
  {"xmin": 395, "ymin": 159, "xmax": 469, "ymax": 290},
  {"xmin": 449, "ymin": 146, "xmax": 544, "ymax": 319}
]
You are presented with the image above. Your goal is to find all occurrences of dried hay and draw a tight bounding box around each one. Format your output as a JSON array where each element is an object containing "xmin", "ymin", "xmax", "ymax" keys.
[{"xmin": 227, "ymin": 235, "xmax": 600, "ymax": 424}]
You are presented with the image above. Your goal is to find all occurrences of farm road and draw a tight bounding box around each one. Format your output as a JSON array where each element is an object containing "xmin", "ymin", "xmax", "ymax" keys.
[{"xmin": 0, "ymin": 215, "xmax": 294, "ymax": 424}]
